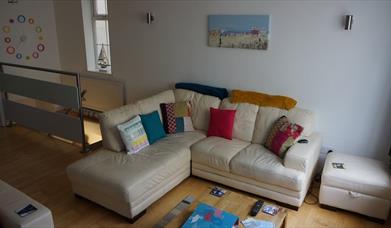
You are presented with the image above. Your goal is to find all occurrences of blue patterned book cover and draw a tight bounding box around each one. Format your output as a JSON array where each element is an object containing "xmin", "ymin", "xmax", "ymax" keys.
[{"xmin": 182, "ymin": 203, "xmax": 239, "ymax": 228}]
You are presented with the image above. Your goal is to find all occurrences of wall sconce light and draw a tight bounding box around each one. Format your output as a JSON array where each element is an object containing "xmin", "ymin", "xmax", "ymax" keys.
[
  {"xmin": 344, "ymin": 15, "xmax": 353, "ymax": 30},
  {"xmin": 146, "ymin": 12, "xmax": 154, "ymax": 24}
]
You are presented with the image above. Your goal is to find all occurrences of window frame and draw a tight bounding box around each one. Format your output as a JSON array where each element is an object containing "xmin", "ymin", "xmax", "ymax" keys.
[
  {"xmin": 92, "ymin": 0, "xmax": 108, "ymax": 18},
  {"xmin": 90, "ymin": 0, "xmax": 111, "ymax": 73}
]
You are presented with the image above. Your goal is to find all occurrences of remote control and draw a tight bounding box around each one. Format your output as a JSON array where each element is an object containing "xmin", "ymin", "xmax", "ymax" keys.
[{"xmin": 249, "ymin": 200, "xmax": 264, "ymax": 216}]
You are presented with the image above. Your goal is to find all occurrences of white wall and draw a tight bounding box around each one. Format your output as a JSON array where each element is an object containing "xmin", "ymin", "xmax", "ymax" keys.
[
  {"xmin": 0, "ymin": 0, "xmax": 123, "ymax": 112},
  {"xmin": 0, "ymin": 0, "xmax": 61, "ymax": 72},
  {"xmin": 54, "ymin": 0, "xmax": 391, "ymax": 160},
  {"xmin": 54, "ymin": 1, "xmax": 124, "ymax": 111},
  {"xmin": 0, "ymin": 0, "xmax": 61, "ymax": 109}
]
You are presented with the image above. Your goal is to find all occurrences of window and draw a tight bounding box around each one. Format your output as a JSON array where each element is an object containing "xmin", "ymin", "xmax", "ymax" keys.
[{"xmin": 81, "ymin": 0, "xmax": 112, "ymax": 74}]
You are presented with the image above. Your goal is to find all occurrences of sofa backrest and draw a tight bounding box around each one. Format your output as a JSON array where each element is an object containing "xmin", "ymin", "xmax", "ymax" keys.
[
  {"xmin": 136, "ymin": 90, "xmax": 175, "ymax": 121},
  {"xmin": 99, "ymin": 87, "xmax": 314, "ymax": 151},
  {"xmin": 220, "ymin": 98, "xmax": 259, "ymax": 142},
  {"xmin": 219, "ymin": 98, "xmax": 314, "ymax": 143},
  {"xmin": 174, "ymin": 89, "xmax": 221, "ymax": 131},
  {"xmin": 251, "ymin": 106, "xmax": 315, "ymax": 144},
  {"xmin": 99, "ymin": 90, "xmax": 175, "ymax": 152}
]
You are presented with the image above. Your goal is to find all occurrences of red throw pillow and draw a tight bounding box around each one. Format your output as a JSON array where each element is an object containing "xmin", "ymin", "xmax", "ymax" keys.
[
  {"xmin": 207, "ymin": 108, "xmax": 236, "ymax": 140},
  {"xmin": 264, "ymin": 116, "xmax": 303, "ymax": 158}
]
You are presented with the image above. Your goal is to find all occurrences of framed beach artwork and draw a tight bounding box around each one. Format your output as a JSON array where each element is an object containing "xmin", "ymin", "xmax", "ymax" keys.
[{"xmin": 208, "ymin": 15, "xmax": 270, "ymax": 50}]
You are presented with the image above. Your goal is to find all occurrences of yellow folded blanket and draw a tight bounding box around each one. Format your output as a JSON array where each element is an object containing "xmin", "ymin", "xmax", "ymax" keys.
[{"xmin": 231, "ymin": 90, "xmax": 297, "ymax": 110}]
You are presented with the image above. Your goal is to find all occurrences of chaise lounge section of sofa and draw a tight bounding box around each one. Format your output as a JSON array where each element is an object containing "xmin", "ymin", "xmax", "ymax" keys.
[{"xmin": 67, "ymin": 88, "xmax": 321, "ymax": 220}]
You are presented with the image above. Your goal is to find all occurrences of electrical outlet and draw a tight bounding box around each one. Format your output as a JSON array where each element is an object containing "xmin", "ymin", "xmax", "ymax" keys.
[{"xmin": 320, "ymin": 146, "xmax": 333, "ymax": 155}]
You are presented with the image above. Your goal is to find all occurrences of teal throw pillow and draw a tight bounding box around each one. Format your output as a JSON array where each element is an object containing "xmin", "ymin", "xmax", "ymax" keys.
[{"xmin": 140, "ymin": 111, "xmax": 166, "ymax": 144}]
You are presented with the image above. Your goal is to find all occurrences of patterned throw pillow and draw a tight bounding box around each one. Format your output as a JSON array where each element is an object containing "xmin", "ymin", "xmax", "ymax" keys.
[
  {"xmin": 117, "ymin": 115, "xmax": 149, "ymax": 154},
  {"xmin": 160, "ymin": 101, "xmax": 194, "ymax": 134},
  {"xmin": 264, "ymin": 116, "xmax": 303, "ymax": 158}
]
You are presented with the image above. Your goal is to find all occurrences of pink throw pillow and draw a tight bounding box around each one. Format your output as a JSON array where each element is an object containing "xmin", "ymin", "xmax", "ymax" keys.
[{"xmin": 207, "ymin": 108, "xmax": 236, "ymax": 140}]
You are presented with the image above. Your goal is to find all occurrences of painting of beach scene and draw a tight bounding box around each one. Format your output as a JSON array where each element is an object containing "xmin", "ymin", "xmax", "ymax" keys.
[{"xmin": 208, "ymin": 15, "xmax": 270, "ymax": 50}]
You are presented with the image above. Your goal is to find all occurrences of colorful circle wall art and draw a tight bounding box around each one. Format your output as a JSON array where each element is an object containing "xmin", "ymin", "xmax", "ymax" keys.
[
  {"xmin": 2, "ymin": 26, "xmax": 10, "ymax": 33},
  {"xmin": 17, "ymin": 15, "xmax": 26, "ymax": 23},
  {"xmin": 6, "ymin": 46, "xmax": 15, "ymax": 54},
  {"xmin": 35, "ymin": 26, "xmax": 42, "ymax": 33},
  {"xmin": 2, "ymin": 14, "xmax": 46, "ymax": 61},
  {"xmin": 37, "ymin": 43, "xmax": 45, "ymax": 52},
  {"xmin": 32, "ymin": 51, "xmax": 39, "ymax": 59}
]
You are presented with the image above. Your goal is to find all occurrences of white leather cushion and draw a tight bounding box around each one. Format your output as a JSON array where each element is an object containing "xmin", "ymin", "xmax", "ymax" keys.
[
  {"xmin": 219, "ymin": 98, "xmax": 259, "ymax": 142},
  {"xmin": 99, "ymin": 103, "xmax": 141, "ymax": 152},
  {"xmin": 67, "ymin": 130, "xmax": 206, "ymax": 203},
  {"xmin": 252, "ymin": 107, "xmax": 314, "ymax": 144},
  {"xmin": 322, "ymin": 152, "xmax": 391, "ymax": 200},
  {"xmin": 191, "ymin": 136, "xmax": 250, "ymax": 172},
  {"xmin": 230, "ymin": 144, "xmax": 305, "ymax": 191},
  {"xmin": 174, "ymin": 89, "xmax": 221, "ymax": 131},
  {"xmin": 137, "ymin": 90, "xmax": 175, "ymax": 120}
]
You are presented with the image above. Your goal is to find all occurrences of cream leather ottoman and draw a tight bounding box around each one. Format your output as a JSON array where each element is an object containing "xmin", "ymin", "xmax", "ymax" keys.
[
  {"xmin": 319, "ymin": 152, "xmax": 391, "ymax": 222},
  {"xmin": 0, "ymin": 180, "xmax": 54, "ymax": 228}
]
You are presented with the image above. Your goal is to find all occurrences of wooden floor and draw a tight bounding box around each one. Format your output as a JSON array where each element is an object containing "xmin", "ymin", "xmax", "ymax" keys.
[{"xmin": 0, "ymin": 125, "xmax": 390, "ymax": 228}]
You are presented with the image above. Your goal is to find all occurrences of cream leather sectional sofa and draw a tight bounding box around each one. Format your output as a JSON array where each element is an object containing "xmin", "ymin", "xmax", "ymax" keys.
[{"xmin": 67, "ymin": 88, "xmax": 321, "ymax": 220}]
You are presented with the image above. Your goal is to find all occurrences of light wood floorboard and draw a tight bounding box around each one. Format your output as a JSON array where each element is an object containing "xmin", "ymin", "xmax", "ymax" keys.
[{"xmin": 0, "ymin": 125, "xmax": 390, "ymax": 228}]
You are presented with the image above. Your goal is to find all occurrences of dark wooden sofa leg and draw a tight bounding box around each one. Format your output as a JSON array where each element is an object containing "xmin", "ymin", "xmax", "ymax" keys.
[
  {"xmin": 128, "ymin": 209, "xmax": 146, "ymax": 224},
  {"xmin": 74, "ymin": 194, "xmax": 83, "ymax": 199},
  {"xmin": 74, "ymin": 194, "xmax": 146, "ymax": 223},
  {"xmin": 320, "ymin": 204, "xmax": 337, "ymax": 211},
  {"xmin": 277, "ymin": 202, "xmax": 299, "ymax": 211},
  {"xmin": 366, "ymin": 216, "xmax": 386, "ymax": 224}
]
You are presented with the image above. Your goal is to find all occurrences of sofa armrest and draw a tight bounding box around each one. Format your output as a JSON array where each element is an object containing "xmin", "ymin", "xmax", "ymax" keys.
[
  {"xmin": 99, "ymin": 103, "xmax": 141, "ymax": 152},
  {"xmin": 99, "ymin": 90, "xmax": 175, "ymax": 152},
  {"xmin": 284, "ymin": 132, "xmax": 322, "ymax": 173}
]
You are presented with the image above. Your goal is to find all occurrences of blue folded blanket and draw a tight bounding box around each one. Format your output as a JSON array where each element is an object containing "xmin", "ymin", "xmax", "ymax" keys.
[{"xmin": 175, "ymin": 82, "xmax": 229, "ymax": 100}]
